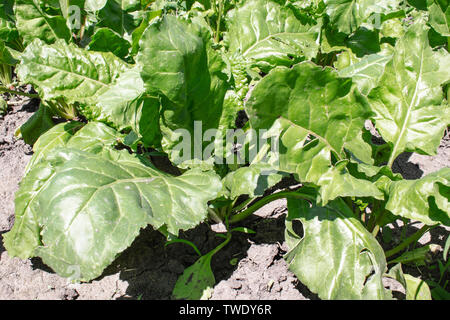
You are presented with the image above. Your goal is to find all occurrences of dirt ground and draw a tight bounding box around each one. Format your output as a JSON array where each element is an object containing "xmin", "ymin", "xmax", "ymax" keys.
[{"xmin": 0, "ymin": 95, "xmax": 449, "ymax": 300}]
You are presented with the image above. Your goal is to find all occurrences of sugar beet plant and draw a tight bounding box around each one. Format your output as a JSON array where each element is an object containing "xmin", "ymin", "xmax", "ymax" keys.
[{"xmin": 2, "ymin": 0, "xmax": 450, "ymax": 300}]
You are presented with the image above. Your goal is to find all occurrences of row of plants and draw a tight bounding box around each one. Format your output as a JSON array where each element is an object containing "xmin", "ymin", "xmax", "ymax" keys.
[{"xmin": 1, "ymin": 0, "xmax": 449, "ymax": 300}]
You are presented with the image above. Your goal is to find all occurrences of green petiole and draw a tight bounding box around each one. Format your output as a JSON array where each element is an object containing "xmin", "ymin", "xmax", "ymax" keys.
[
  {"xmin": 0, "ymin": 85, "xmax": 40, "ymax": 98},
  {"xmin": 229, "ymin": 190, "xmax": 315, "ymax": 224}
]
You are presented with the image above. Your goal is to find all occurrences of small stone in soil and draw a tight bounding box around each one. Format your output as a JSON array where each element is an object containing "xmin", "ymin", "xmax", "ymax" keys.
[
  {"xmin": 61, "ymin": 288, "xmax": 79, "ymax": 300},
  {"xmin": 23, "ymin": 145, "xmax": 33, "ymax": 155},
  {"xmin": 230, "ymin": 280, "xmax": 242, "ymax": 290}
]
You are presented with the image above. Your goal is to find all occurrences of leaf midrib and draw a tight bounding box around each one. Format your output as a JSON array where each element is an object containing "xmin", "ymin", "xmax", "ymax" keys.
[
  {"xmin": 242, "ymin": 31, "xmax": 315, "ymax": 57},
  {"xmin": 30, "ymin": 1, "xmax": 60, "ymax": 41},
  {"xmin": 62, "ymin": 175, "xmax": 158, "ymax": 233},
  {"xmin": 281, "ymin": 117, "xmax": 342, "ymax": 160},
  {"xmin": 388, "ymin": 43, "xmax": 425, "ymax": 167},
  {"xmin": 30, "ymin": 60, "xmax": 109, "ymax": 88}
]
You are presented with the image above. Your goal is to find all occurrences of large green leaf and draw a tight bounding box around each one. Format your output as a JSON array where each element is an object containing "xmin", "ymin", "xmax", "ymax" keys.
[
  {"xmin": 87, "ymin": 28, "xmax": 131, "ymax": 60},
  {"xmin": 338, "ymin": 53, "xmax": 393, "ymax": 96},
  {"xmin": 97, "ymin": 0, "xmax": 143, "ymax": 37},
  {"xmin": 24, "ymin": 120, "xmax": 151, "ymax": 174},
  {"xmin": 24, "ymin": 121, "xmax": 84, "ymax": 174},
  {"xmin": 223, "ymin": 163, "xmax": 286, "ymax": 199},
  {"xmin": 35, "ymin": 151, "xmax": 220, "ymax": 281},
  {"xmin": 225, "ymin": 0, "xmax": 321, "ymax": 72},
  {"xmin": 0, "ymin": 0, "xmax": 15, "ymax": 20},
  {"xmin": 130, "ymin": 9, "xmax": 162, "ymax": 56},
  {"xmin": 246, "ymin": 62, "xmax": 382, "ymax": 203},
  {"xmin": 93, "ymin": 66, "xmax": 162, "ymax": 147},
  {"xmin": 428, "ymin": 0, "xmax": 450, "ymax": 37},
  {"xmin": 137, "ymin": 15, "xmax": 230, "ymax": 166},
  {"xmin": 85, "ymin": 0, "xmax": 107, "ymax": 11},
  {"xmin": 368, "ymin": 21, "xmax": 450, "ymax": 167},
  {"xmin": 4, "ymin": 147, "xmax": 221, "ymax": 281},
  {"xmin": 324, "ymin": 0, "xmax": 401, "ymax": 34},
  {"xmin": 16, "ymin": 39, "xmax": 129, "ymax": 106},
  {"xmin": 246, "ymin": 62, "xmax": 371, "ymax": 158},
  {"xmin": 14, "ymin": 0, "xmax": 71, "ymax": 45},
  {"xmin": 0, "ymin": 2, "xmax": 21, "ymax": 49},
  {"xmin": 0, "ymin": 40, "xmax": 18, "ymax": 66},
  {"xmin": 383, "ymin": 168, "xmax": 450, "ymax": 226},
  {"xmin": 285, "ymin": 198, "xmax": 391, "ymax": 299},
  {"xmin": 385, "ymin": 263, "xmax": 432, "ymax": 300},
  {"xmin": 4, "ymin": 121, "xmax": 121, "ymax": 258}
]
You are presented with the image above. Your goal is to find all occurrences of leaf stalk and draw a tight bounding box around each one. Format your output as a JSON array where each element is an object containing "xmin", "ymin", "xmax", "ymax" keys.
[
  {"xmin": 229, "ymin": 190, "xmax": 315, "ymax": 224},
  {"xmin": 385, "ymin": 224, "xmax": 433, "ymax": 258},
  {"xmin": 0, "ymin": 85, "xmax": 40, "ymax": 98}
]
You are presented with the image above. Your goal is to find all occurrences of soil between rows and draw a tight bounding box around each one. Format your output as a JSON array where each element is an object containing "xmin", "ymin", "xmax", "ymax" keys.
[{"xmin": 0, "ymin": 96, "xmax": 449, "ymax": 300}]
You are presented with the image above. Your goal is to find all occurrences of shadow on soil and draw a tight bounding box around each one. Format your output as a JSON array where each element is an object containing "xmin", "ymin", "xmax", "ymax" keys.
[
  {"xmin": 110, "ymin": 210, "xmax": 319, "ymax": 300},
  {"xmin": 379, "ymin": 221, "xmax": 450, "ymax": 296},
  {"xmin": 392, "ymin": 152, "xmax": 424, "ymax": 180},
  {"xmin": 110, "ymin": 211, "xmax": 310, "ymax": 300}
]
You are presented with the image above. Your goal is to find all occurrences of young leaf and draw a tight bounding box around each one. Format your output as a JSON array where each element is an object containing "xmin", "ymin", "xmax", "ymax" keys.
[
  {"xmin": 172, "ymin": 253, "xmax": 216, "ymax": 300},
  {"xmin": 172, "ymin": 232, "xmax": 231, "ymax": 300},
  {"xmin": 19, "ymin": 103, "xmax": 55, "ymax": 145},
  {"xmin": 285, "ymin": 198, "xmax": 391, "ymax": 299},
  {"xmin": 404, "ymin": 274, "xmax": 432, "ymax": 300},
  {"xmin": 389, "ymin": 245, "xmax": 436, "ymax": 266}
]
